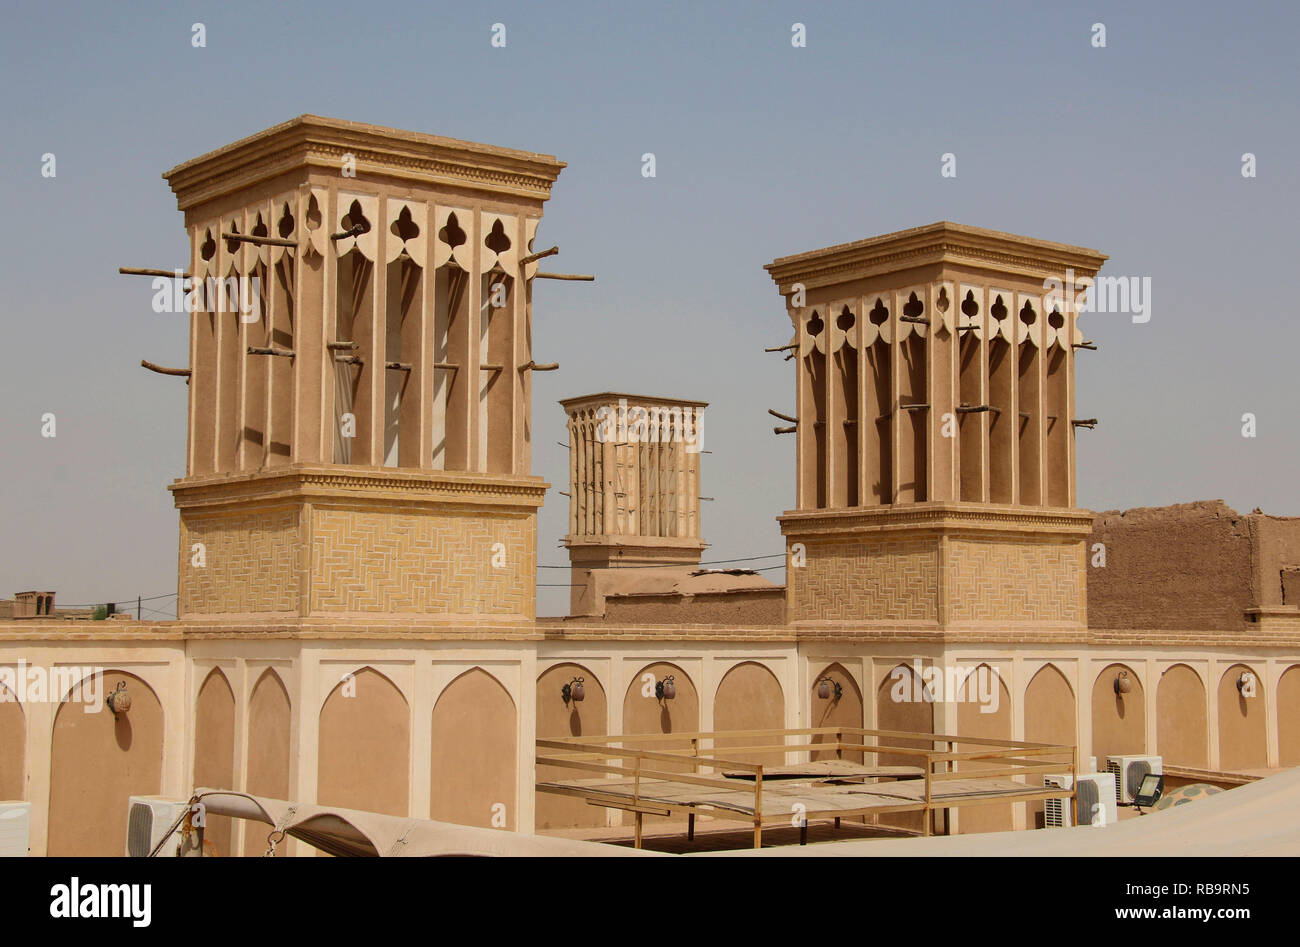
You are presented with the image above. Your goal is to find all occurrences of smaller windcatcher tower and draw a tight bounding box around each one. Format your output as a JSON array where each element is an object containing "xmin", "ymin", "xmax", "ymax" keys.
[{"xmin": 561, "ymin": 393, "xmax": 706, "ymax": 614}]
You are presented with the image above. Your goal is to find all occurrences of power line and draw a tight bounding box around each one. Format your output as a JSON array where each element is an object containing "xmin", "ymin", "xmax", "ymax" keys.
[
  {"xmin": 538, "ymin": 553, "xmax": 786, "ymax": 570},
  {"xmin": 53, "ymin": 592, "xmax": 177, "ymax": 609}
]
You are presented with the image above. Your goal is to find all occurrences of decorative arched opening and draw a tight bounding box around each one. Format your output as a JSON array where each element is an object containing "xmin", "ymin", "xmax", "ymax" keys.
[
  {"xmin": 1023, "ymin": 664, "xmax": 1075, "ymax": 828},
  {"xmin": 1157, "ymin": 665, "xmax": 1207, "ymax": 768},
  {"xmin": 318, "ymin": 667, "xmax": 409, "ymax": 817},
  {"xmin": 430, "ymin": 668, "xmax": 517, "ymax": 829},
  {"xmin": 0, "ymin": 677, "xmax": 24, "ymax": 801},
  {"xmin": 1279, "ymin": 666, "xmax": 1300, "ymax": 768},
  {"xmin": 1091, "ymin": 663, "xmax": 1144, "ymax": 763},
  {"xmin": 876, "ymin": 662, "xmax": 935, "ymax": 833},
  {"xmin": 810, "ymin": 662, "xmax": 864, "ymax": 762},
  {"xmin": 1217, "ymin": 663, "xmax": 1266, "ymax": 771},
  {"xmin": 622, "ymin": 663, "xmax": 699, "ymax": 827},
  {"xmin": 535, "ymin": 663, "xmax": 607, "ymax": 830},
  {"xmin": 48, "ymin": 670, "xmax": 163, "ymax": 856},
  {"xmin": 955, "ymin": 664, "xmax": 1012, "ymax": 834},
  {"xmin": 713, "ymin": 662, "xmax": 784, "ymax": 767},
  {"xmin": 243, "ymin": 668, "xmax": 291, "ymax": 856},
  {"xmin": 193, "ymin": 668, "xmax": 236, "ymax": 856}
]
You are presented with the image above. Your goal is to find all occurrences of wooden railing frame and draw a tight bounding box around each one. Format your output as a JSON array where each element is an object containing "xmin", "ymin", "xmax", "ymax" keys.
[{"xmin": 536, "ymin": 727, "xmax": 1077, "ymax": 849}]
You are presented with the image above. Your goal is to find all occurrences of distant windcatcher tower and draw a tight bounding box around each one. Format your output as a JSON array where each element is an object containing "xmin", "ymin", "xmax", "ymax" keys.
[
  {"xmin": 561, "ymin": 394, "xmax": 706, "ymax": 613},
  {"xmin": 765, "ymin": 222, "xmax": 1107, "ymax": 630},
  {"xmin": 162, "ymin": 115, "xmax": 566, "ymax": 622}
]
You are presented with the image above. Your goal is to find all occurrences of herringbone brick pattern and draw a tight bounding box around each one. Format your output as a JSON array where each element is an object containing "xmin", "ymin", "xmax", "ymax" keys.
[
  {"xmin": 179, "ymin": 509, "xmax": 300, "ymax": 614},
  {"xmin": 946, "ymin": 538, "xmax": 1083, "ymax": 623},
  {"xmin": 791, "ymin": 539, "xmax": 938, "ymax": 622},
  {"xmin": 309, "ymin": 507, "xmax": 536, "ymax": 615}
]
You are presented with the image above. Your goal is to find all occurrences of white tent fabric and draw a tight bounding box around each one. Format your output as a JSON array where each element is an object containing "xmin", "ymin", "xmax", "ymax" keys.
[
  {"xmin": 188, "ymin": 788, "xmax": 662, "ymax": 857},
  {"xmin": 695, "ymin": 765, "xmax": 1300, "ymax": 857}
]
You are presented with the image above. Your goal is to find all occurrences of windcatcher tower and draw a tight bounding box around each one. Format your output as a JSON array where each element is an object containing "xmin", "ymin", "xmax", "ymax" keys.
[
  {"xmin": 765, "ymin": 223, "xmax": 1106, "ymax": 632},
  {"xmin": 561, "ymin": 394, "xmax": 706, "ymax": 614},
  {"xmin": 163, "ymin": 116, "xmax": 565, "ymax": 624}
]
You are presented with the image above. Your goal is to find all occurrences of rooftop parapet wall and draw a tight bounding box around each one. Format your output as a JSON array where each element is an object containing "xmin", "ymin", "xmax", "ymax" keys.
[{"xmin": 1087, "ymin": 500, "xmax": 1300, "ymax": 631}]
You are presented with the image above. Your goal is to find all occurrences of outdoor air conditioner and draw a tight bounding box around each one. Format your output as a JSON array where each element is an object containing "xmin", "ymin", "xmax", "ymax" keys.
[
  {"xmin": 125, "ymin": 796, "xmax": 191, "ymax": 857},
  {"xmin": 1106, "ymin": 755, "xmax": 1162, "ymax": 805},
  {"xmin": 1043, "ymin": 773, "xmax": 1118, "ymax": 828},
  {"xmin": 0, "ymin": 803, "xmax": 31, "ymax": 857}
]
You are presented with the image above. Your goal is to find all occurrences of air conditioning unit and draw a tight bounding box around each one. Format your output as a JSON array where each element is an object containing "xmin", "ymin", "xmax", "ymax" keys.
[
  {"xmin": 1043, "ymin": 773, "xmax": 1118, "ymax": 828},
  {"xmin": 0, "ymin": 803, "xmax": 31, "ymax": 857},
  {"xmin": 125, "ymin": 796, "xmax": 192, "ymax": 857},
  {"xmin": 1106, "ymin": 755, "xmax": 1162, "ymax": 805}
]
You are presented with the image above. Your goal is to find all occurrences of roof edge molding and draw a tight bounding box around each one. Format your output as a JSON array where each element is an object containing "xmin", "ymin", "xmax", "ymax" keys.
[{"xmin": 163, "ymin": 114, "xmax": 567, "ymax": 210}]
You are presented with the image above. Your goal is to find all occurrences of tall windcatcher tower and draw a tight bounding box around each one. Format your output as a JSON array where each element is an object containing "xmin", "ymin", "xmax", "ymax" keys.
[
  {"xmin": 765, "ymin": 222, "xmax": 1106, "ymax": 631},
  {"xmin": 161, "ymin": 116, "xmax": 565, "ymax": 623}
]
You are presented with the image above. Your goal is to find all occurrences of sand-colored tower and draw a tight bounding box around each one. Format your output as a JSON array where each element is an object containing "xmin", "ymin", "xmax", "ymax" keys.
[
  {"xmin": 765, "ymin": 222, "xmax": 1106, "ymax": 631},
  {"xmin": 163, "ymin": 116, "xmax": 565, "ymax": 623},
  {"xmin": 561, "ymin": 393, "xmax": 706, "ymax": 613}
]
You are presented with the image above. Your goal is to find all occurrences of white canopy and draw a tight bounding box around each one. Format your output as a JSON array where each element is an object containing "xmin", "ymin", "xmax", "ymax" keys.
[{"xmin": 188, "ymin": 788, "xmax": 661, "ymax": 857}]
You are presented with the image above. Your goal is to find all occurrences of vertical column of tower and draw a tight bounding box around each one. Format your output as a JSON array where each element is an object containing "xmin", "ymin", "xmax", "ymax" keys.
[
  {"xmin": 795, "ymin": 307, "xmax": 825, "ymax": 508},
  {"xmin": 889, "ymin": 292, "xmax": 902, "ymax": 503},
  {"xmin": 987, "ymin": 291, "xmax": 1014, "ymax": 504},
  {"xmin": 386, "ymin": 199, "xmax": 428, "ymax": 470},
  {"xmin": 601, "ymin": 429, "xmax": 615, "ymax": 535},
  {"xmin": 893, "ymin": 291, "xmax": 931, "ymax": 503},
  {"xmin": 955, "ymin": 286, "xmax": 987, "ymax": 502},
  {"xmin": 687, "ymin": 438, "xmax": 699, "ymax": 538},
  {"xmin": 1043, "ymin": 300, "xmax": 1072, "ymax": 508},
  {"xmin": 367, "ymin": 197, "xmax": 387, "ymax": 467},
  {"xmin": 929, "ymin": 284, "xmax": 958, "ymax": 502},
  {"xmin": 188, "ymin": 223, "xmax": 214, "ymax": 475},
  {"xmin": 300, "ymin": 187, "xmax": 333, "ymax": 466},
  {"xmin": 432, "ymin": 207, "xmax": 474, "ymax": 472},
  {"xmin": 863, "ymin": 296, "xmax": 891, "ymax": 505},
  {"xmin": 214, "ymin": 218, "xmax": 242, "ymax": 472},
  {"xmin": 236, "ymin": 206, "xmax": 262, "ymax": 471},
  {"xmin": 265, "ymin": 200, "xmax": 295, "ymax": 467},
  {"xmin": 1016, "ymin": 294, "xmax": 1043, "ymax": 505},
  {"xmin": 514, "ymin": 218, "xmax": 536, "ymax": 476}
]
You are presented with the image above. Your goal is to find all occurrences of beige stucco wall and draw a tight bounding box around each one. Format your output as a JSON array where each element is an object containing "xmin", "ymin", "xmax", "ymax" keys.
[{"xmin": 1, "ymin": 627, "xmax": 1297, "ymax": 855}]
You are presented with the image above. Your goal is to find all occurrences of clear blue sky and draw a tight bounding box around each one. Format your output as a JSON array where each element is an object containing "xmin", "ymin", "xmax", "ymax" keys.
[{"xmin": 2, "ymin": 1, "xmax": 1297, "ymax": 617}]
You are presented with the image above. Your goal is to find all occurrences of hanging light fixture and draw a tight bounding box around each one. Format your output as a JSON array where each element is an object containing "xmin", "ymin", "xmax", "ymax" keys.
[
  {"xmin": 817, "ymin": 676, "xmax": 843, "ymax": 701},
  {"xmin": 561, "ymin": 676, "xmax": 585, "ymax": 705},
  {"xmin": 105, "ymin": 680, "xmax": 132, "ymax": 717},
  {"xmin": 655, "ymin": 675, "xmax": 676, "ymax": 701}
]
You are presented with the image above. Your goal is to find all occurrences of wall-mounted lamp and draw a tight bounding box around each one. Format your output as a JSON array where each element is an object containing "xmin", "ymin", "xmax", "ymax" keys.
[
  {"xmin": 561, "ymin": 676, "xmax": 585, "ymax": 705},
  {"xmin": 1237, "ymin": 671, "xmax": 1255, "ymax": 695},
  {"xmin": 817, "ymin": 677, "xmax": 843, "ymax": 701},
  {"xmin": 1113, "ymin": 670, "xmax": 1132, "ymax": 695},
  {"xmin": 655, "ymin": 675, "xmax": 676, "ymax": 702},
  {"xmin": 105, "ymin": 680, "xmax": 132, "ymax": 717}
]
